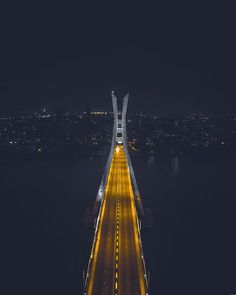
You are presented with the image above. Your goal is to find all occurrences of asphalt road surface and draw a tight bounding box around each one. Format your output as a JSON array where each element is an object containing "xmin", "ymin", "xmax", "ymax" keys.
[{"xmin": 85, "ymin": 146, "xmax": 147, "ymax": 295}]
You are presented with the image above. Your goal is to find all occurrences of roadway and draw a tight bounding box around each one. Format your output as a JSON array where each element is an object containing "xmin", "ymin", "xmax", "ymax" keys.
[{"xmin": 85, "ymin": 145, "xmax": 147, "ymax": 295}]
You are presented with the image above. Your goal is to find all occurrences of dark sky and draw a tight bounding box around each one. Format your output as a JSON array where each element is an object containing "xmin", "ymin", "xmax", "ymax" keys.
[{"xmin": 0, "ymin": 2, "xmax": 235, "ymax": 113}]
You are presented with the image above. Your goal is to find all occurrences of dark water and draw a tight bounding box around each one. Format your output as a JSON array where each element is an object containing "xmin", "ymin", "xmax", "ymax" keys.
[
  {"xmin": 134, "ymin": 154, "xmax": 236, "ymax": 295},
  {"xmin": 1, "ymin": 154, "xmax": 236, "ymax": 295}
]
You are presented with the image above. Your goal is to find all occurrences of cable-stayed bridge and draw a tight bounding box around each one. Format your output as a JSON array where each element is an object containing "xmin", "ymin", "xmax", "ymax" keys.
[{"xmin": 83, "ymin": 93, "xmax": 150, "ymax": 295}]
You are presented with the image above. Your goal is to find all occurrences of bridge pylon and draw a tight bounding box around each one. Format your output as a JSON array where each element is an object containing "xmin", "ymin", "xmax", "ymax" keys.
[{"xmin": 91, "ymin": 92, "xmax": 145, "ymax": 218}]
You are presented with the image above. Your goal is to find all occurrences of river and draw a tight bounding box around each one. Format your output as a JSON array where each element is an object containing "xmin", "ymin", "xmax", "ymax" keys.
[{"xmin": 1, "ymin": 153, "xmax": 236, "ymax": 294}]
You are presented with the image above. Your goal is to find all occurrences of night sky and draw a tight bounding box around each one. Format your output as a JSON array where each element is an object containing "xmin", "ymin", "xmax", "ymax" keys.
[{"xmin": 0, "ymin": 2, "xmax": 235, "ymax": 113}]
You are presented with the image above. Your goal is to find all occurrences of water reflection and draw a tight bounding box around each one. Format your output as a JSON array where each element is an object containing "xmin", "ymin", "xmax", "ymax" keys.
[
  {"xmin": 147, "ymin": 155, "xmax": 154, "ymax": 165},
  {"xmin": 172, "ymin": 156, "xmax": 179, "ymax": 174}
]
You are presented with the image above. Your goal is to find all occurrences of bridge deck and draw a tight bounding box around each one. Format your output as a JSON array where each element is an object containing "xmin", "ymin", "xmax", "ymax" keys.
[{"xmin": 85, "ymin": 145, "xmax": 147, "ymax": 295}]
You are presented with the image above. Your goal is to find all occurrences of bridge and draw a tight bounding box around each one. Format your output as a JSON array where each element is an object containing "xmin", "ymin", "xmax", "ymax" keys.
[{"xmin": 83, "ymin": 93, "xmax": 149, "ymax": 295}]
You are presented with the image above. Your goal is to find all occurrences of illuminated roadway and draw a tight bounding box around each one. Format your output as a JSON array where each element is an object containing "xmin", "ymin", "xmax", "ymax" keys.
[{"xmin": 85, "ymin": 145, "xmax": 147, "ymax": 295}]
